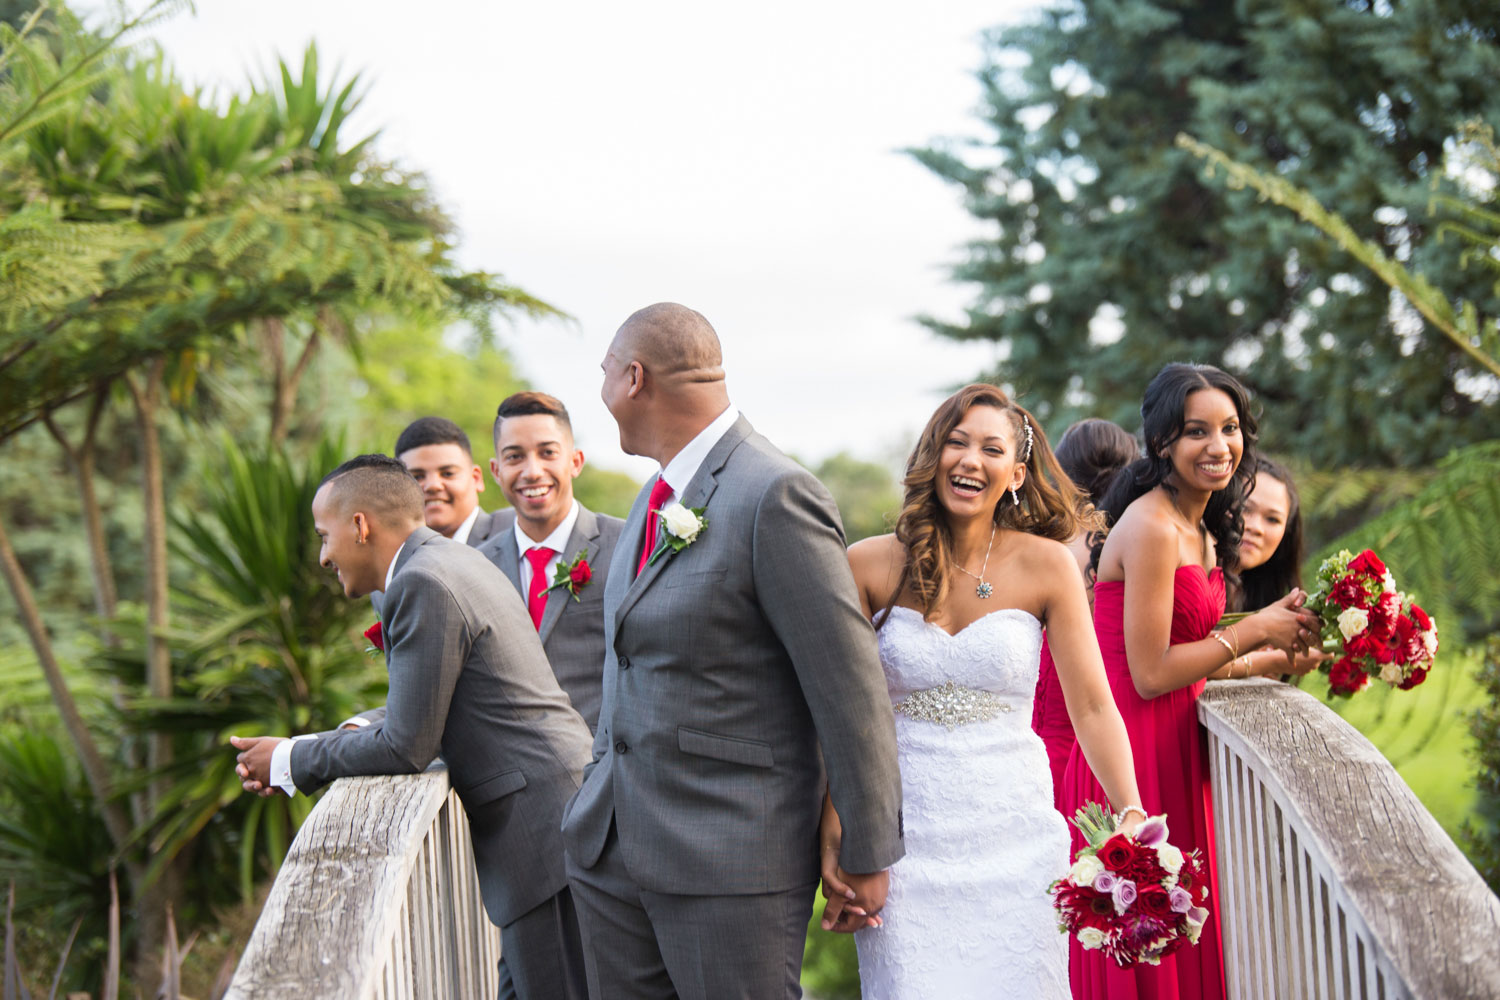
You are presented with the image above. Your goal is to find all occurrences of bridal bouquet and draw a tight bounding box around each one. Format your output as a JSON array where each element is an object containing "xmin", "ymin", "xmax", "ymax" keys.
[
  {"xmin": 1049, "ymin": 804, "xmax": 1209, "ymax": 967},
  {"xmin": 1306, "ymin": 549, "xmax": 1438, "ymax": 697}
]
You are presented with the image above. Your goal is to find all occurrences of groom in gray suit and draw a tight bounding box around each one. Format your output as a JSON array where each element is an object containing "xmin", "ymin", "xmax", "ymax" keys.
[
  {"xmin": 478, "ymin": 391, "xmax": 625, "ymax": 732},
  {"xmin": 232, "ymin": 454, "xmax": 593, "ymax": 1000},
  {"xmin": 561, "ymin": 303, "xmax": 904, "ymax": 999}
]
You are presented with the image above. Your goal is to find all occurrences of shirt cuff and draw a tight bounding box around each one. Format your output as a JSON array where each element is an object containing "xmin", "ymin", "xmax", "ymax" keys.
[
  {"xmin": 338, "ymin": 714, "xmax": 372, "ymax": 730},
  {"xmin": 271, "ymin": 734, "xmax": 319, "ymax": 797}
]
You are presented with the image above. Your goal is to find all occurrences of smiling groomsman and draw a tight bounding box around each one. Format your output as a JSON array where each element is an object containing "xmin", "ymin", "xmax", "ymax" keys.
[
  {"xmin": 394, "ymin": 416, "xmax": 500, "ymax": 547},
  {"xmin": 478, "ymin": 392, "xmax": 625, "ymax": 733}
]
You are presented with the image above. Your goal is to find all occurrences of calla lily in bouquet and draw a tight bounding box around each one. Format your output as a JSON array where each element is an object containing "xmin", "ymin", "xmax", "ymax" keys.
[
  {"xmin": 1049, "ymin": 803, "xmax": 1210, "ymax": 967},
  {"xmin": 1306, "ymin": 549, "xmax": 1438, "ymax": 697}
]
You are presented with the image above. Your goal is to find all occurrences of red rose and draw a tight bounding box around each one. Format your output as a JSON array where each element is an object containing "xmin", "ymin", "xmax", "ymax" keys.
[
  {"xmin": 1398, "ymin": 666, "xmax": 1428, "ymax": 691},
  {"xmin": 364, "ymin": 621, "xmax": 384, "ymax": 652},
  {"xmin": 1367, "ymin": 592, "xmax": 1400, "ymax": 640},
  {"xmin": 1328, "ymin": 576, "xmax": 1369, "ymax": 610},
  {"xmin": 1344, "ymin": 632, "xmax": 1378, "ymax": 661},
  {"xmin": 570, "ymin": 558, "xmax": 593, "ymax": 587},
  {"xmin": 1348, "ymin": 550, "xmax": 1387, "ymax": 579},
  {"xmin": 1328, "ymin": 656, "xmax": 1369, "ymax": 695},
  {"xmin": 1098, "ymin": 834, "xmax": 1139, "ymax": 872},
  {"xmin": 1136, "ymin": 885, "xmax": 1174, "ymax": 920},
  {"xmin": 1409, "ymin": 603, "xmax": 1432, "ymax": 631}
]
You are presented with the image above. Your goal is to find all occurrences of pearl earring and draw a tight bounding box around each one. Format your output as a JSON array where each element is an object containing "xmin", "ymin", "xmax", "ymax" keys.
[{"xmin": 1011, "ymin": 486, "xmax": 1021, "ymax": 507}]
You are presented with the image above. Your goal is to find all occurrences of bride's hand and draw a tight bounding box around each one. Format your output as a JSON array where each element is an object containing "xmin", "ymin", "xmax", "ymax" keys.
[{"xmin": 1115, "ymin": 811, "xmax": 1145, "ymax": 839}]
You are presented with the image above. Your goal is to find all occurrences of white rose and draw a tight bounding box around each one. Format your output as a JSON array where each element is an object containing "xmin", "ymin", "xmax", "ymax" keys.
[
  {"xmin": 1336, "ymin": 607, "xmax": 1369, "ymax": 641},
  {"xmin": 1382, "ymin": 571, "xmax": 1397, "ymax": 593},
  {"xmin": 1069, "ymin": 855, "xmax": 1104, "ymax": 886},
  {"xmin": 1155, "ymin": 843, "xmax": 1184, "ymax": 874},
  {"xmin": 1380, "ymin": 661, "xmax": 1404, "ymax": 686},
  {"xmin": 1077, "ymin": 927, "xmax": 1106, "ymax": 951},
  {"xmin": 661, "ymin": 503, "xmax": 702, "ymax": 542},
  {"xmin": 1422, "ymin": 628, "xmax": 1438, "ymax": 659}
]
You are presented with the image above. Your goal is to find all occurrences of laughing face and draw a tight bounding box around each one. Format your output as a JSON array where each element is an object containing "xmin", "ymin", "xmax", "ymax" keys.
[
  {"xmin": 397, "ymin": 442, "xmax": 484, "ymax": 539},
  {"xmin": 1162, "ymin": 388, "xmax": 1243, "ymax": 495},
  {"xmin": 491, "ymin": 413, "xmax": 583, "ymax": 541},
  {"xmin": 935, "ymin": 403, "xmax": 1026, "ymax": 520},
  {"xmin": 312, "ymin": 483, "xmax": 380, "ymax": 598}
]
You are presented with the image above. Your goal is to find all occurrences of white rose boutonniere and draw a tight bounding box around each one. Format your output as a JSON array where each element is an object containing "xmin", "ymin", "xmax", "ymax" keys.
[{"xmin": 648, "ymin": 502, "xmax": 708, "ymax": 566}]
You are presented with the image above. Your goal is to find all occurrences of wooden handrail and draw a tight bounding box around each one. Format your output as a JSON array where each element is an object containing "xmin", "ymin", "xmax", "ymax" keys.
[
  {"xmin": 1199, "ymin": 678, "xmax": 1500, "ymax": 999},
  {"xmin": 224, "ymin": 765, "xmax": 501, "ymax": 1000}
]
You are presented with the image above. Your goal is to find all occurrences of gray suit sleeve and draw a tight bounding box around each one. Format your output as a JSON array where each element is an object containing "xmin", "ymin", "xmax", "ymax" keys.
[
  {"xmin": 752, "ymin": 469, "xmax": 904, "ymax": 873},
  {"xmin": 291, "ymin": 571, "xmax": 465, "ymax": 793}
]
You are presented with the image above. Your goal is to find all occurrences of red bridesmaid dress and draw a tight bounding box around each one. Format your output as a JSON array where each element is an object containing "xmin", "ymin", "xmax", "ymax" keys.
[
  {"xmin": 1031, "ymin": 635, "xmax": 1075, "ymax": 814},
  {"xmin": 1062, "ymin": 564, "xmax": 1227, "ymax": 1000}
]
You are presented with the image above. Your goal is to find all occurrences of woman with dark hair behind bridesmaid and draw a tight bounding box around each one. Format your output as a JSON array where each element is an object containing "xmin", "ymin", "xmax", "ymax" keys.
[
  {"xmin": 1062, "ymin": 363, "xmax": 1320, "ymax": 1000},
  {"xmin": 1229, "ymin": 455, "xmax": 1330, "ymax": 678},
  {"xmin": 1032, "ymin": 418, "xmax": 1138, "ymax": 811}
]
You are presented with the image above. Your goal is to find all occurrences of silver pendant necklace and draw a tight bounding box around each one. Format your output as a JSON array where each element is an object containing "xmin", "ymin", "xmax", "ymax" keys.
[{"xmin": 952, "ymin": 522, "xmax": 998, "ymax": 599}]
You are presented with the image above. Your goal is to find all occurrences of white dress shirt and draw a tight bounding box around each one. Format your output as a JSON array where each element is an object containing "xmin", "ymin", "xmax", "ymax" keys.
[
  {"xmin": 657, "ymin": 405, "xmax": 740, "ymax": 503},
  {"xmin": 271, "ymin": 539, "xmax": 408, "ymax": 795},
  {"xmin": 450, "ymin": 504, "xmax": 482, "ymax": 546},
  {"xmin": 514, "ymin": 500, "xmax": 581, "ymax": 598}
]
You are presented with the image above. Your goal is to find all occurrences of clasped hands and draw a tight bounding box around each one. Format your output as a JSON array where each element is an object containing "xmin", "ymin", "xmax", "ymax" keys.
[
  {"xmin": 819, "ymin": 838, "xmax": 889, "ymax": 934},
  {"xmin": 229, "ymin": 734, "xmax": 284, "ymax": 797}
]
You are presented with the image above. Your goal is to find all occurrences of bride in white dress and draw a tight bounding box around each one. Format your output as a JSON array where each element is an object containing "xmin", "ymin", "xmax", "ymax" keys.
[{"xmin": 818, "ymin": 385, "xmax": 1146, "ymax": 999}]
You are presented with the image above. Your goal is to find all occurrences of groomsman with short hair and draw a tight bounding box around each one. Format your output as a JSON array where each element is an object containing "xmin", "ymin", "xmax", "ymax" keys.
[
  {"xmin": 394, "ymin": 415, "xmax": 500, "ymax": 547},
  {"xmin": 232, "ymin": 454, "xmax": 593, "ymax": 1000},
  {"xmin": 478, "ymin": 392, "xmax": 626, "ymax": 733}
]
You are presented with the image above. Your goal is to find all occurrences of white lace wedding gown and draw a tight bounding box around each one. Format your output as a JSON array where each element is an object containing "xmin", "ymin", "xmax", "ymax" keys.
[{"xmin": 855, "ymin": 606, "xmax": 1071, "ymax": 999}]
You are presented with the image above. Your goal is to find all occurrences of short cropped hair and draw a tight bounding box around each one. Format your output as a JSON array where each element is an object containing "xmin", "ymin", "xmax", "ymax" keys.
[
  {"xmin": 319, "ymin": 454, "xmax": 424, "ymax": 523},
  {"xmin": 394, "ymin": 416, "xmax": 472, "ymax": 459},
  {"xmin": 494, "ymin": 391, "xmax": 574, "ymax": 442}
]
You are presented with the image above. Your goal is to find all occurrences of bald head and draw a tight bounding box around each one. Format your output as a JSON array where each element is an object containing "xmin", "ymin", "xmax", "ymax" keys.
[{"xmin": 615, "ymin": 302, "xmax": 725, "ymax": 386}]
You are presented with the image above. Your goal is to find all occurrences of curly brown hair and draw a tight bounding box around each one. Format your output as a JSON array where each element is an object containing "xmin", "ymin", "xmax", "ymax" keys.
[{"xmin": 877, "ymin": 384, "xmax": 1101, "ymax": 627}]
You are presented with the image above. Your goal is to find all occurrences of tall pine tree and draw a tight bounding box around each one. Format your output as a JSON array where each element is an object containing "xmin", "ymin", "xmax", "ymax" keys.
[{"xmin": 916, "ymin": 0, "xmax": 1500, "ymax": 466}]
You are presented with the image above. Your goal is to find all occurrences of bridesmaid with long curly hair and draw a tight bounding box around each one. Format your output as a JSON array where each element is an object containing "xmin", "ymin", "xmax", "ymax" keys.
[{"xmin": 1063, "ymin": 364, "xmax": 1319, "ymax": 1000}]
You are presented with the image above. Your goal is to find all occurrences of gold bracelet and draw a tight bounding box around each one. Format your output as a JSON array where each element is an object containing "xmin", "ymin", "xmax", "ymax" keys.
[
  {"xmin": 1224, "ymin": 624, "xmax": 1242, "ymax": 658},
  {"xmin": 1209, "ymin": 632, "xmax": 1235, "ymax": 661},
  {"xmin": 1236, "ymin": 655, "xmax": 1252, "ymax": 678}
]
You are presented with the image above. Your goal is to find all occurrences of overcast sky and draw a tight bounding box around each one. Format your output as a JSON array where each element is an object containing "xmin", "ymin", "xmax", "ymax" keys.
[{"xmin": 103, "ymin": 0, "xmax": 1039, "ymax": 478}]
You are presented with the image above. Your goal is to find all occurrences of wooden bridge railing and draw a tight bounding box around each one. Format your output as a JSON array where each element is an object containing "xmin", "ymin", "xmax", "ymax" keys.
[
  {"xmin": 223, "ymin": 764, "xmax": 500, "ymax": 1000},
  {"xmin": 1200, "ymin": 678, "xmax": 1500, "ymax": 1000},
  {"xmin": 227, "ymin": 682, "xmax": 1500, "ymax": 999}
]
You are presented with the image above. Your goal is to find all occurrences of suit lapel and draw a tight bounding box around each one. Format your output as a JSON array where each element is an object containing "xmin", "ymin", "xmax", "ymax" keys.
[
  {"xmin": 612, "ymin": 418, "xmax": 750, "ymax": 629},
  {"xmin": 466, "ymin": 509, "xmax": 495, "ymax": 548},
  {"xmin": 537, "ymin": 505, "xmax": 600, "ymax": 645},
  {"xmin": 491, "ymin": 511, "xmax": 523, "ymax": 592}
]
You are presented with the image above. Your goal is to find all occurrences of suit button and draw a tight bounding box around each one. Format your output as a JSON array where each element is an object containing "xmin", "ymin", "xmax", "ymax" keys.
[
  {"xmin": 614, "ymin": 740, "xmax": 629, "ymax": 754},
  {"xmin": 618, "ymin": 655, "xmax": 631, "ymax": 670}
]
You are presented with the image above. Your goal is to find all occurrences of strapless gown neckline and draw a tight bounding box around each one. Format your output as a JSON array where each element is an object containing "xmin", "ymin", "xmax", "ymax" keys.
[{"xmin": 856, "ymin": 605, "xmax": 1070, "ymax": 999}]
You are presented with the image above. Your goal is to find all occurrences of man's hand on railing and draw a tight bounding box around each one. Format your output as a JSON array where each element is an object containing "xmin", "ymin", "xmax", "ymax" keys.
[{"xmin": 231, "ymin": 734, "xmax": 286, "ymax": 797}]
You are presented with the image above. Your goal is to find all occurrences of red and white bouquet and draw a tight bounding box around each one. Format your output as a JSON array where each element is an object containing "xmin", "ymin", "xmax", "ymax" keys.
[
  {"xmin": 1049, "ymin": 803, "xmax": 1210, "ymax": 967},
  {"xmin": 1307, "ymin": 549, "xmax": 1438, "ymax": 697}
]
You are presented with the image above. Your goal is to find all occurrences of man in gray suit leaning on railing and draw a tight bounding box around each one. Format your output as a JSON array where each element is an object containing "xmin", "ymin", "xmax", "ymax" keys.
[{"xmin": 231, "ymin": 454, "xmax": 593, "ymax": 1000}]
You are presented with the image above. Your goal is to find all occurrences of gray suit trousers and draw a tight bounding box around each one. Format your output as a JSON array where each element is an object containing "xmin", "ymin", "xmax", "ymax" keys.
[
  {"xmin": 498, "ymin": 886, "xmax": 587, "ymax": 1000},
  {"xmin": 566, "ymin": 825, "xmax": 815, "ymax": 1000}
]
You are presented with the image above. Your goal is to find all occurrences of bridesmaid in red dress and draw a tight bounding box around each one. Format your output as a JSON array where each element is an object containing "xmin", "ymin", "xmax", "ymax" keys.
[
  {"xmin": 1031, "ymin": 418, "xmax": 1138, "ymax": 812},
  {"xmin": 1062, "ymin": 364, "xmax": 1319, "ymax": 1000}
]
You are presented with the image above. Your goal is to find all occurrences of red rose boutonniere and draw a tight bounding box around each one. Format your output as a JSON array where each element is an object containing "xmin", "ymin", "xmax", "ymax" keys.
[
  {"xmin": 550, "ymin": 549, "xmax": 593, "ymax": 602},
  {"xmin": 363, "ymin": 621, "xmax": 384, "ymax": 657}
]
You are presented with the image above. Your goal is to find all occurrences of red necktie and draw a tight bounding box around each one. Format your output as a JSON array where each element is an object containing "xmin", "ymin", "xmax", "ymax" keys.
[
  {"xmin": 524, "ymin": 546, "xmax": 555, "ymax": 630},
  {"xmin": 636, "ymin": 477, "xmax": 674, "ymax": 577}
]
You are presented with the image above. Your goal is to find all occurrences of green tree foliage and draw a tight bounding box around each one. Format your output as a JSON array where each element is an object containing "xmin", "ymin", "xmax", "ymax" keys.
[
  {"xmin": 914, "ymin": 0, "xmax": 1500, "ymax": 466},
  {"xmin": 1464, "ymin": 638, "xmax": 1500, "ymax": 893},
  {"xmin": 811, "ymin": 451, "xmax": 901, "ymax": 544}
]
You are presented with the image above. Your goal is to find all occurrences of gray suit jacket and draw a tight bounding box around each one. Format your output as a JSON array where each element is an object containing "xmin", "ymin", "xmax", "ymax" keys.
[
  {"xmin": 292, "ymin": 527, "xmax": 594, "ymax": 927},
  {"xmin": 560, "ymin": 416, "xmax": 903, "ymax": 896},
  {"xmin": 477, "ymin": 505, "xmax": 626, "ymax": 732},
  {"xmin": 369, "ymin": 508, "xmax": 498, "ymax": 619}
]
